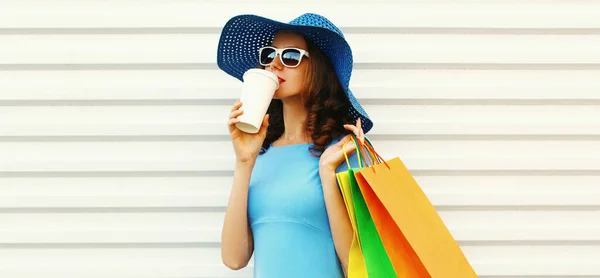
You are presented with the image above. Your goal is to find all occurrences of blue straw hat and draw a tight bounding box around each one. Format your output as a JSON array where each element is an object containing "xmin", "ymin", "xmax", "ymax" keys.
[{"xmin": 216, "ymin": 13, "xmax": 373, "ymax": 134}]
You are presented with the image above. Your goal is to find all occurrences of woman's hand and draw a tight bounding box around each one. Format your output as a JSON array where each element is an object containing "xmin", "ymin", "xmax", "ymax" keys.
[
  {"xmin": 319, "ymin": 119, "xmax": 365, "ymax": 174},
  {"xmin": 228, "ymin": 99, "xmax": 269, "ymax": 163}
]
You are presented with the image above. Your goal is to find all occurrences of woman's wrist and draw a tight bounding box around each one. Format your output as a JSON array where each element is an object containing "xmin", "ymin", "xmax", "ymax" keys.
[
  {"xmin": 318, "ymin": 163, "xmax": 336, "ymax": 178},
  {"xmin": 235, "ymin": 158, "xmax": 256, "ymax": 170}
]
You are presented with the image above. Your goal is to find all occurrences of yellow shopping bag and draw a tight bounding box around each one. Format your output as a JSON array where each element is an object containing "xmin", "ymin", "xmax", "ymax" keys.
[
  {"xmin": 336, "ymin": 171, "xmax": 368, "ymax": 278},
  {"xmin": 355, "ymin": 138, "xmax": 478, "ymax": 278}
]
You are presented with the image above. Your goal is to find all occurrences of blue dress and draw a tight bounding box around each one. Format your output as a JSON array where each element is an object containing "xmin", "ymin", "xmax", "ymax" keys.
[{"xmin": 248, "ymin": 138, "xmax": 360, "ymax": 278}]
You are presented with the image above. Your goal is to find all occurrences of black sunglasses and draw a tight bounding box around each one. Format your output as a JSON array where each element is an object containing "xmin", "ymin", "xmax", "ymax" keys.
[{"xmin": 258, "ymin": 46, "xmax": 310, "ymax": 68}]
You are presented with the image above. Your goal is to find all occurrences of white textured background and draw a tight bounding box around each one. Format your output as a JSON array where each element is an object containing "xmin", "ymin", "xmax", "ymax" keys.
[{"xmin": 1, "ymin": 0, "xmax": 599, "ymax": 277}]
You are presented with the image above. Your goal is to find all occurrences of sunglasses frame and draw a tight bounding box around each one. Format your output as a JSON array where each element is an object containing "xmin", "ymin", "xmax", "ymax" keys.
[{"xmin": 258, "ymin": 46, "xmax": 310, "ymax": 68}]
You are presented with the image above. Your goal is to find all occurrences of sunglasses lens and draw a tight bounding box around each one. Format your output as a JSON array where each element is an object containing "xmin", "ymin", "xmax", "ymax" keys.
[
  {"xmin": 281, "ymin": 49, "xmax": 302, "ymax": 67},
  {"xmin": 260, "ymin": 47, "xmax": 276, "ymax": 65}
]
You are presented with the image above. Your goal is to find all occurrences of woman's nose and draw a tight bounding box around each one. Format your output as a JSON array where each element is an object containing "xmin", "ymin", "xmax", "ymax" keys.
[{"xmin": 267, "ymin": 54, "xmax": 283, "ymax": 71}]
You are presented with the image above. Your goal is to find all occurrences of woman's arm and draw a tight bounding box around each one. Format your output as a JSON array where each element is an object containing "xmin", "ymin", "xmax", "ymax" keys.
[
  {"xmin": 318, "ymin": 121, "xmax": 365, "ymax": 276},
  {"xmin": 319, "ymin": 166, "xmax": 353, "ymax": 276},
  {"xmin": 221, "ymin": 160, "xmax": 255, "ymax": 270}
]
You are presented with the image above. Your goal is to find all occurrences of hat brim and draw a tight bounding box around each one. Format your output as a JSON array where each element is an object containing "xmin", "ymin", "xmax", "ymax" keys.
[{"xmin": 216, "ymin": 14, "xmax": 373, "ymax": 133}]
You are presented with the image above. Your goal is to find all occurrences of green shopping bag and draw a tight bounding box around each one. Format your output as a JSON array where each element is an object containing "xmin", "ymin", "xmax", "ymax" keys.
[
  {"xmin": 338, "ymin": 136, "xmax": 397, "ymax": 277},
  {"xmin": 337, "ymin": 171, "xmax": 368, "ymax": 278}
]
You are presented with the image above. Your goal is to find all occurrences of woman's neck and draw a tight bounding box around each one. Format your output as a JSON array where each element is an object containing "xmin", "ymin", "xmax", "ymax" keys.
[{"xmin": 278, "ymin": 96, "xmax": 311, "ymax": 144}]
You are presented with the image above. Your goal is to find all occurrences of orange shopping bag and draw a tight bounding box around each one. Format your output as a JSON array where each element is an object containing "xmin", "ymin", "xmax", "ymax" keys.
[{"xmin": 355, "ymin": 137, "xmax": 478, "ymax": 278}]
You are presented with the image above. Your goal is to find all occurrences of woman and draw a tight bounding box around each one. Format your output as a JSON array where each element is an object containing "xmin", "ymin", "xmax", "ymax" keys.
[{"xmin": 217, "ymin": 13, "xmax": 374, "ymax": 277}]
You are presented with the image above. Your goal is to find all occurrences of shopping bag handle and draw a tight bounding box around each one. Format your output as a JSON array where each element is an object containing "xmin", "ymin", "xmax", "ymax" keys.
[
  {"xmin": 356, "ymin": 135, "xmax": 375, "ymax": 167},
  {"xmin": 342, "ymin": 135, "xmax": 363, "ymax": 169},
  {"xmin": 342, "ymin": 134, "xmax": 391, "ymax": 171},
  {"xmin": 361, "ymin": 137, "xmax": 391, "ymax": 171},
  {"xmin": 342, "ymin": 134, "xmax": 375, "ymax": 169},
  {"xmin": 363, "ymin": 138, "xmax": 381, "ymax": 164}
]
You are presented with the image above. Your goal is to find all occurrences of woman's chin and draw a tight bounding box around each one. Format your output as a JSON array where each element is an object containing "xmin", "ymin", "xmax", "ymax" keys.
[
  {"xmin": 273, "ymin": 89, "xmax": 301, "ymax": 100},
  {"xmin": 273, "ymin": 91, "xmax": 287, "ymax": 100}
]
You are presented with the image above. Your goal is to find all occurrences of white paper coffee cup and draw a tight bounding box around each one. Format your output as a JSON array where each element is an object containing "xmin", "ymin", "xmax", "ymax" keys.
[{"xmin": 235, "ymin": 69, "xmax": 280, "ymax": 134}]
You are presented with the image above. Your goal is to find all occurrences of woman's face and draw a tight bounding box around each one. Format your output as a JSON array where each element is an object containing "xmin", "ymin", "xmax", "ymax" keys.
[{"xmin": 263, "ymin": 31, "xmax": 310, "ymax": 100}]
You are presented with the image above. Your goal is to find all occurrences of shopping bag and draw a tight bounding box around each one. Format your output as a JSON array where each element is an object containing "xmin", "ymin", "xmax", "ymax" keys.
[
  {"xmin": 342, "ymin": 136, "xmax": 427, "ymax": 277},
  {"xmin": 337, "ymin": 137, "xmax": 396, "ymax": 278},
  {"xmin": 355, "ymin": 166, "xmax": 430, "ymax": 277},
  {"xmin": 336, "ymin": 171, "xmax": 368, "ymax": 278},
  {"xmin": 348, "ymin": 168, "xmax": 397, "ymax": 277},
  {"xmin": 347, "ymin": 139, "xmax": 428, "ymax": 277},
  {"xmin": 356, "ymin": 138, "xmax": 478, "ymax": 278}
]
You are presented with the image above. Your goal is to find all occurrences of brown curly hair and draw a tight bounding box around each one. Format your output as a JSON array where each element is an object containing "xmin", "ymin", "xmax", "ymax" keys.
[{"xmin": 259, "ymin": 33, "xmax": 355, "ymax": 157}]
